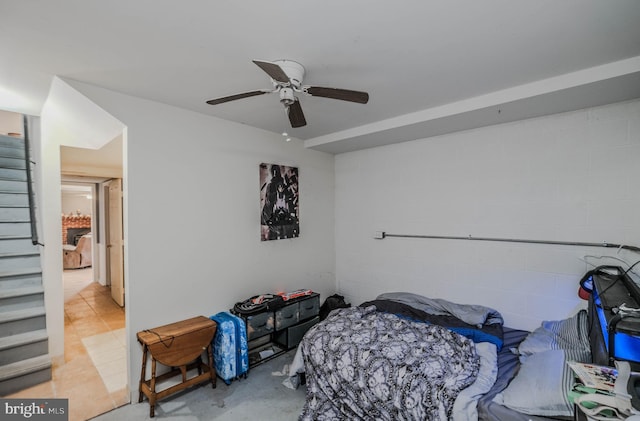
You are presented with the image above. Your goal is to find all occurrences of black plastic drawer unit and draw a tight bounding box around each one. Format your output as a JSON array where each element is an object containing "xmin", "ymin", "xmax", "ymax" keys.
[
  {"xmin": 275, "ymin": 303, "xmax": 300, "ymax": 330},
  {"xmin": 275, "ymin": 316, "xmax": 320, "ymax": 349},
  {"xmin": 245, "ymin": 311, "xmax": 274, "ymax": 340},
  {"xmin": 299, "ymin": 295, "xmax": 320, "ymax": 320},
  {"xmin": 234, "ymin": 292, "xmax": 320, "ymax": 367}
]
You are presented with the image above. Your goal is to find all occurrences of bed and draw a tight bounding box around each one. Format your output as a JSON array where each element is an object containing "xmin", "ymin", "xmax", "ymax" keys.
[{"xmin": 290, "ymin": 292, "xmax": 592, "ymax": 421}]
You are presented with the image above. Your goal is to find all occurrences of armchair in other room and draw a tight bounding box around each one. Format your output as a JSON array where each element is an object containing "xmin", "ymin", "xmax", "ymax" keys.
[{"xmin": 63, "ymin": 234, "xmax": 92, "ymax": 269}]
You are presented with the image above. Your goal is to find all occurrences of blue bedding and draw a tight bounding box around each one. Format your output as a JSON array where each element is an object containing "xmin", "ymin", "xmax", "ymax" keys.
[{"xmin": 360, "ymin": 298, "xmax": 504, "ymax": 350}]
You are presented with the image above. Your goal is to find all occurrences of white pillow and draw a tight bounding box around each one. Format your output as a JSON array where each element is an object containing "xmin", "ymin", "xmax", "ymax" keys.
[
  {"xmin": 493, "ymin": 349, "xmax": 574, "ymax": 417},
  {"xmin": 518, "ymin": 310, "xmax": 590, "ymax": 359}
]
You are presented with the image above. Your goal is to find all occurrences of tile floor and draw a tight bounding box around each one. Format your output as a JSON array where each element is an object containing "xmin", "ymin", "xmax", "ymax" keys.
[
  {"xmin": 6, "ymin": 268, "xmax": 129, "ymax": 421},
  {"xmin": 82, "ymin": 328, "xmax": 126, "ymax": 394}
]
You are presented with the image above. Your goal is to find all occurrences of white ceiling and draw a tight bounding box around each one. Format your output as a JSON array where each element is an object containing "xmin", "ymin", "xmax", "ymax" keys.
[
  {"xmin": 60, "ymin": 136, "xmax": 123, "ymax": 179},
  {"xmin": 1, "ymin": 1, "xmax": 640, "ymax": 154}
]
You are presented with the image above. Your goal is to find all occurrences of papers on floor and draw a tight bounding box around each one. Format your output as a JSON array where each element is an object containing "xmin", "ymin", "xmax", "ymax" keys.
[{"xmin": 568, "ymin": 361, "xmax": 617, "ymax": 391}]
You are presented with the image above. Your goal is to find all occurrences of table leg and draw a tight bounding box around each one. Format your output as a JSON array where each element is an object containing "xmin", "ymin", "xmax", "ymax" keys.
[
  {"xmin": 180, "ymin": 365, "xmax": 187, "ymax": 383},
  {"xmin": 149, "ymin": 358, "xmax": 157, "ymax": 418},
  {"xmin": 138, "ymin": 345, "xmax": 148, "ymax": 403}
]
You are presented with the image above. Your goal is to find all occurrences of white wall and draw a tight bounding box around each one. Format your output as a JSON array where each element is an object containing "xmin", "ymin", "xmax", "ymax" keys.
[
  {"xmin": 39, "ymin": 101, "xmax": 65, "ymax": 361},
  {"xmin": 61, "ymin": 194, "xmax": 92, "ymax": 216},
  {"xmin": 335, "ymin": 99, "xmax": 640, "ymax": 331},
  {"xmin": 0, "ymin": 110, "xmax": 23, "ymax": 136},
  {"xmin": 62, "ymin": 80, "xmax": 335, "ymax": 399}
]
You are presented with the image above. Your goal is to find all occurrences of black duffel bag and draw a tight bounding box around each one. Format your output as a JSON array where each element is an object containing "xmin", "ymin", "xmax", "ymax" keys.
[
  {"xmin": 233, "ymin": 294, "xmax": 285, "ymax": 315},
  {"xmin": 319, "ymin": 294, "xmax": 350, "ymax": 320}
]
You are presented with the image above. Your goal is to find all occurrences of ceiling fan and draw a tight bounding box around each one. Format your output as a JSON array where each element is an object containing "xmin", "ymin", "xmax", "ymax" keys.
[{"xmin": 206, "ymin": 60, "xmax": 369, "ymax": 128}]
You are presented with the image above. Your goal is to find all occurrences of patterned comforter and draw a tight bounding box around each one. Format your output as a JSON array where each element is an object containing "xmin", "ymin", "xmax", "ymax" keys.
[{"xmin": 299, "ymin": 305, "xmax": 481, "ymax": 420}]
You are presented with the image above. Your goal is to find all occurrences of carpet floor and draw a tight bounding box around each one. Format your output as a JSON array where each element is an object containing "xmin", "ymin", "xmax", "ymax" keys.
[{"xmin": 91, "ymin": 349, "xmax": 307, "ymax": 420}]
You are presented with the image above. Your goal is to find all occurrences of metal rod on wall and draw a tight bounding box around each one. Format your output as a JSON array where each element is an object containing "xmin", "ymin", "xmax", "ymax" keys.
[{"xmin": 376, "ymin": 232, "xmax": 640, "ymax": 254}]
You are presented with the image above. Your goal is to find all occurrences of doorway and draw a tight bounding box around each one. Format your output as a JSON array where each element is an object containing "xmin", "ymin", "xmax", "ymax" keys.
[
  {"xmin": 58, "ymin": 137, "xmax": 128, "ymax": 419},
  {"xmin": 60, "ymin": 179, "xmax": 128, "ymax": 417}
]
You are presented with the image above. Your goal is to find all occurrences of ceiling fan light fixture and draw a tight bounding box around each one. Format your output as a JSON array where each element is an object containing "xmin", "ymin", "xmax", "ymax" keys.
[{"xmin": 279, "ymin": 88, "xmax": 295, "ymax": 106}]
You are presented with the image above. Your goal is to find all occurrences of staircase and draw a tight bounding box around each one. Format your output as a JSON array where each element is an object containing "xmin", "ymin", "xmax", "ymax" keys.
[{"xmin": 0, "ymin": 133, "xmax": 51, "ymax": 395}]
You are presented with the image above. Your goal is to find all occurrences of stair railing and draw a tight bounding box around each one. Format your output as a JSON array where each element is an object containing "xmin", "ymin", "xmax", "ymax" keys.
[{"xmin": 22, "ymin": 115, "xmax": 42, "ymax": 246}]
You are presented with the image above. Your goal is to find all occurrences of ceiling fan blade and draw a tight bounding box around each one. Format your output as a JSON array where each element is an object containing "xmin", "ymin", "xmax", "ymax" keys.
[
  {"xmin": 305, "ymin": 86, "xmax": 369, "ymax": 104},
  {"xmin": 206, "ymin": 90, "xmax": 271, "ymax": 105},
  {"xmin": 287, "ymin": 99, "xmax": 307, "ymax": 128},
  {"xmin": 253, "ymin": 60, "xmax": 290, "ymax": 83}
]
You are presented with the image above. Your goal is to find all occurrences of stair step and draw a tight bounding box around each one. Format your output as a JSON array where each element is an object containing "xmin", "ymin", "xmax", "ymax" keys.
[
  {"xmin": 0, "ymin": 251, "xmax": 40, "ymax": 271},
  {"xmin": 0, "ymin": 237, "xmax": 38, "ymax": 254},
  {"xmin": 0, "ymin": 307, "xmax": 46, "ymax": 337},
  {"xmin": 0, "ymin": 192, "xmax": 29, "ymax": 207},
  {"xmin": 0, "ymin": 179, "xmax": 27, "ymax": 193},
  {"xmin": 0, "ymin": 190, "xmax": 28, "ymax": 194},
  {"xmin": 0, "ymin": 145, "xmax": 25, "ymax": 159},
  {"xmin": 0, "ymin": 190, "xmax": 29, "ymax": 207},
  {"xmin": 0, "ymin": 354, "xmax": 51, "ymax": 380},
  {"xmin": 0, "ymin": 269, "xmax": 42, "ymax": 290},
  {"xmin": 0, "ymin": 206, "xmax": 30, "ymax": 221},
  {"xmin": 0, "ymin": 168, "xmax": 28, "ymax": 182},
  {"xmin": 0, "ymin": 251, "xmax": 39, "ymax": 258},
  {"xmin": 0, "ymin": 267, "xmax": 42, "ymax": 279},
  {"xmin": 0, "ymin": 285, "xmax": 44, "ymax": 299},
  {"xmin": 0, "ymin": 199, "xmax": 29, "ymax": 209},
  {"xmin": 0, "ymin": 329, "xmax": 48, "ymax": 351},
  {"xmin": 0, "ymin": 286, "xmax": 44, "ymax": 312},
  {"xmin": 0, "ymin": 221, "xmax": 31, "ymax": 236},
  {"xmin": 0, "ymin": 354, "xmax": 52, "ymax": 395},
  {"xmin": 0, "ymin": 329, "xmax": 48, "ymax": 365},
  {"xmin": 0, "ymin": 135, "xmax": 24, "ymax": 149},
  {"xmin": 0, "ymin": 307, "xmax": 46, "ymax": 323},
  {"xmin": 0, "ymin": 155, "xmax": 26, "ymax": 168}
]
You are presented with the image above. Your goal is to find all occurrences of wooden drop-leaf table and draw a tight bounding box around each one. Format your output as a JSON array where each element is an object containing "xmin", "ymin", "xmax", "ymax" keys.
[{"xmin": 137, "ymin": 316, "xmax": 217, "ymax": 417}]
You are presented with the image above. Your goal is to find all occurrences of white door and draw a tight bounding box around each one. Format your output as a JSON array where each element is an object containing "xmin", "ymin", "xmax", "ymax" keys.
[{"xmin": 106, "ymin": 179, "xmax": 125, "ymax": 306}]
